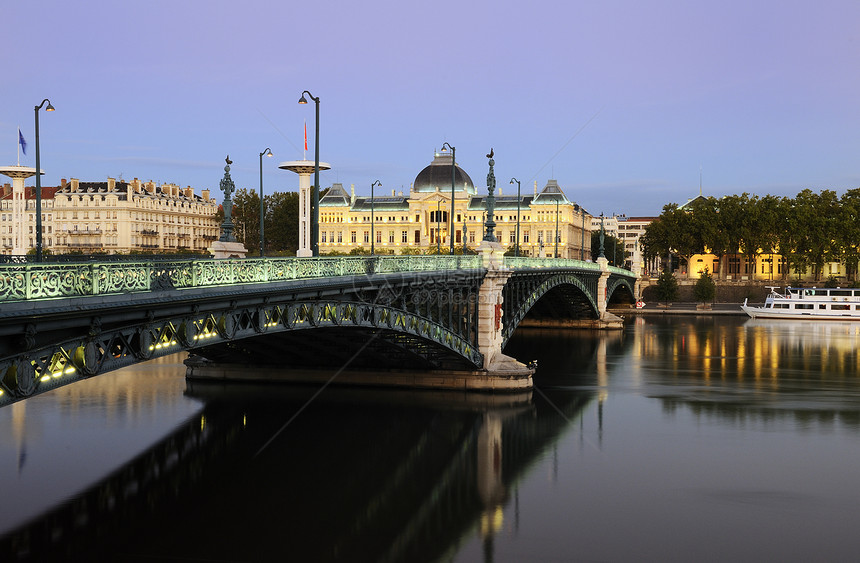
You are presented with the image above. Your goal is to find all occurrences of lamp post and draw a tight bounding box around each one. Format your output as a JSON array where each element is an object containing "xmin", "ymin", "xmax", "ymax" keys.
[
  {"xmin": 463, "ymin": 216, "xmax": 467, "ymax": 254},
  {"xmin": 34, "ymin": 98, "xmax": 55, "ymax": 262},
  {"xmin": 510, "ymin": 178, "xmax": 521, "ymax": 256},
  {"xmin": 370, "ymin": 179, "xmax": 381, "ymax": 255},
  {"xmin": 436, "ymin": 199, "xmax": 441, "ymax": 253},
  {"xmin": 554, "ymin": 200, "xmax": 559, "ymax": 258},
  {"xmin": 580, "ymin": 206, "xmax": 586, "ymax": 260},
  {"xmin": 298, "ymin": 90, "xmax": 320, "ymax": 256},
  {"xmin": 258, "ymin": 147, "xmax": 273, "ymax": 257},
  {"xmin": 441, "ymin": 142, "xmax": 456, "ymax": 254}
]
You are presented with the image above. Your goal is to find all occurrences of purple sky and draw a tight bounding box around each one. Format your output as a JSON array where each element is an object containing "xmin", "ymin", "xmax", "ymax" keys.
[{"xmin": 4, "ymin": 0, "xmax": 858, "ymax": 216}]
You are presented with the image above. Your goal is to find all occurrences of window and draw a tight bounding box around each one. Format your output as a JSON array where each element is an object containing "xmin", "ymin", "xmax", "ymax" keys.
[
  {"xmin": 376, "ymin": 231, "xmax": 382, "ymax": 243},
  {"xmin": 351, "ymin": 231, "xmax": 357, "ymax": 244},
  {"xmin": 401, "ymin": 230, "xmax": 408, "ymax": 243},
  {"xmin": 389, "ymin": 230, "xmax": 394, "ymax": 243},
  {"xmin": 363, "ymin": 231, "xmax": 369, "ymax": 243},
  {"xmin": 414, "ymin": 229, "xmax": 420, "ymax": 243}
]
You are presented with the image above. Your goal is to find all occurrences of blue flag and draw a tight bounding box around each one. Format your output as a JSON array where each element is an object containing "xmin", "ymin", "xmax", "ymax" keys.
[{"xmin": 18, "ymin": 128, "xmax": 26, "ymax": 155}]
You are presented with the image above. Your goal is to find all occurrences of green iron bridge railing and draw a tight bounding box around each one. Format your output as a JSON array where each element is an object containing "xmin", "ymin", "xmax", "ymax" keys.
[{"xmin": 0, "ymin": 255, "xmax": 634, "ymax": 304}]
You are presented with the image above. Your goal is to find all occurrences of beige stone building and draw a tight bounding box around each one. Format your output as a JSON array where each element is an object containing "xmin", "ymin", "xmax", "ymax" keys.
[
  {"xmin": 49, "ymin": 177, "xmax": 220, "ymax": 254},
  {"xmin": 319, "ymin": 150, "xmax": 593, "ymax": 258}
]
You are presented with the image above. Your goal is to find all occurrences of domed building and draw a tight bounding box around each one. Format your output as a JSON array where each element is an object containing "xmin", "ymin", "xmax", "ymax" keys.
[
  {"xmin": 412, "ymin": 149, "xmax": 476, "ymax": 195},
  {"xmin": 318, "ymin": 149, "xmax": 593, "ymax": 258}
]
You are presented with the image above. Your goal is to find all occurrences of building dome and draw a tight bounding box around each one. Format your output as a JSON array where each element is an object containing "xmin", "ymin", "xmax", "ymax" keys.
[{"xmin": 412, "ymin": 150, "xmax": 475, "ymax": 194}]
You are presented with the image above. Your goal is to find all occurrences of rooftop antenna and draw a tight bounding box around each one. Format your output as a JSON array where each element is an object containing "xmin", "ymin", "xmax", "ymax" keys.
[{"xmin": 699, "ymin": 165, "xmax": 703, "ymax": 197}]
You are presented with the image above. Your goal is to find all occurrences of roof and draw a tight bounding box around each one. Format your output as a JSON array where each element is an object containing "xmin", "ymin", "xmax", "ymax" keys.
[
  {"xmin": 531, "ymin": 179, "xmax": 570, "ymax": 205},
  {"xmin": 467, "ymin": 195, "xmax": 534, "ymax": 211},
  {"xmin": 319, "ymin": 183, "xmax": 351, "ymax": 206},
  {"xmin": 351, "ymin": 196, "xmax": 410, "ymax": 212},
  {"xmin": 413, "ymin": 150, "xmax": 475, "ymax": 194}
]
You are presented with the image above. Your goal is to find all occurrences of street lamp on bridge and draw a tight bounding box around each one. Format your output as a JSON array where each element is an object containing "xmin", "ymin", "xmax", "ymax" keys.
[
  {"xmin": 259, "ymin": 147, "xmax": 273, "ymax": 257},
  {"xmin": 509, "ymin": 177, "xmax": 521, "ymax": 257},
  {"xmin": 298, "ymin": 90, "xmax": 321, "ymax": 256},
  {"xmin": 34, "ymin": 98, "xmax": 55, "ymax": 262},
  {"xmin": 441, "ymin": 142, "xmax": 456, "ymax": 255},
  {"xmin": 370, "ymin": 179, "xmax": 381, "ymax": 255}
]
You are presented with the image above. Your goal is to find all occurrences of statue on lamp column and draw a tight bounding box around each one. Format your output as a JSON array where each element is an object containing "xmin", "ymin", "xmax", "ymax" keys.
[{"xmin": 209, "ymin": 155, "xmax": 248, "ymax": 258}]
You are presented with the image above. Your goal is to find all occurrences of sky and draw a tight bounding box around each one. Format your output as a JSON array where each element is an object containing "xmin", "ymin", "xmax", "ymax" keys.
[{"xmin": 3, "ymin": 0, "xmax": 859, "ymax": 217}]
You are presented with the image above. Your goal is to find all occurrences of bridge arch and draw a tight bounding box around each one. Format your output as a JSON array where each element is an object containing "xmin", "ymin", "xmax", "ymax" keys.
[
  {"xmin": 502, "ymin": 271, "xmax": 601, "ymax": 344},
  {"xmin": 0, "ymin": 299, "xmax": 484, "ymax": 403}
]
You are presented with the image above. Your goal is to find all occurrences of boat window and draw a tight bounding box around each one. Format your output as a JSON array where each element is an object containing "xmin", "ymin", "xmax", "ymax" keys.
[
  {"xmin": 819, "ymin": 304, "xmax": 827, "ymax": 309},
  {"xmin": 795, "ymin": 304, "xmax": 814, "ymax": 309},
  {"xmin": 831, "ymin": 290, "xmax": 852, "ymax": 297},
  {"xmin": 833, "ymin": 304, "xmax": 851, "ymax": 311},
  {"xmin": 812, "ymin": 289, "xmax": 829, "ymax": 296},
  {"xmin": 775, "ymin": 303, "xmax": 790, "ymax": 309}
]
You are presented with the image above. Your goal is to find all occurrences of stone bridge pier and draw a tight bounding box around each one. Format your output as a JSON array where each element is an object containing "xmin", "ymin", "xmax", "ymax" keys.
[{"xmin": 476, "ymin": 241, "xmax": 533, "ymax": 384}]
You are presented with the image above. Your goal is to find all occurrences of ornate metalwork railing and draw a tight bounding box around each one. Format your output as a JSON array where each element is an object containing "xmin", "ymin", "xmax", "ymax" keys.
[
  {"xmin": 0, "ymin": 255, "xmax": 484, "ymax": 303},
  {"xmin": 0, "ymin": 254, "xmax": 634, "ymax": 304},
  {"xmin": 503, "ymin": 257, "xmax": 603, "ymax": 272}
]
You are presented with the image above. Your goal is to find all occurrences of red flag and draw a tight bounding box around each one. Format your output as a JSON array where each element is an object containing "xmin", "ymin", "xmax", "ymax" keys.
[{"xmin": 304, "ymin": 121, "xmax": 308, "ymax": 151}]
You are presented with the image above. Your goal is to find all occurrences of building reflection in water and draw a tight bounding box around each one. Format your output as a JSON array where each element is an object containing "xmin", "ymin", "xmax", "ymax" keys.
[
  {"xmin": 628, "ymin": 316, "xmax": 860, "ymax": 426},
  {"xmin": 0, "ymin": 346, "xmax": 601, "ymax": 563}
]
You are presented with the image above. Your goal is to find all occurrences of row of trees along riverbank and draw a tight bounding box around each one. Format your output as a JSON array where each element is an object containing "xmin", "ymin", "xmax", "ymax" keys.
[{"xmin": 639, "ymin": 188, "xmax": 860, "ymax": 282}]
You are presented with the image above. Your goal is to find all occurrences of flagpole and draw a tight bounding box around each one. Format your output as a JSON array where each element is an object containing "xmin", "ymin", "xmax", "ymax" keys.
[{"xmin": 17, "ymin": 128, "xmax": 20, "ymax": 166}]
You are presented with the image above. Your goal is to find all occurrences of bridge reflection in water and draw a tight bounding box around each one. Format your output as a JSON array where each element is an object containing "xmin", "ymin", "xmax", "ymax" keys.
[{"xmin": 0, "ymin": 334, "xmax": 609, "ymax": 562}]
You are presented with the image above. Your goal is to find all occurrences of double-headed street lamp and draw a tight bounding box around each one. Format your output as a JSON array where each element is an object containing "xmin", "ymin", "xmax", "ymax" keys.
[
  {"xmin": 441, "ymin": 142, "xmax": 455, "ymax": 254},
  {"xmin": 370, "ymin": 179, "xmax": 381, "ymax": 255},
  {"xmin": 34, "ymin": 98, "xmax": 55, "ymax": 262},
  {"xmin": 509, "ymin": 177, "xmax": 521, "ymax": 257},
  {"xmin": 298, "ymin": 90, "xmax": 320, "ymax": 256},
  {"xmin": 259, "ymin": 147, "xmax": 273, "ymax": 257}
]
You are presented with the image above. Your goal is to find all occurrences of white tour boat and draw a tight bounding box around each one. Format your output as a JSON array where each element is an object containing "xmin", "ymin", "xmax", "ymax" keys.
[{"xmin": 742, "ymin": 286, "xmax": 860, "ymax": 320}]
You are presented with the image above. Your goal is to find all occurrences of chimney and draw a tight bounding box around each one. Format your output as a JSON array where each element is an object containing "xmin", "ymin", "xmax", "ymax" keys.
[
  {"xmin": 132, "ymin": 178, "xmax": 141, "ymax": 192},
  {"xmin": 61, "ymin": 178, "xmax": 67, "ymax": 188},
  {"xmin": 202, "ymin": 189, "xmax": 210, "ymax": 201},
  {"xmin": 350, "ymin": 184, "xmax": 355, "ymax": 205},
  {"xmin": 184, "ymin": 187, "xmax": 194, "ymax": 198},
  {"xmin": 391, "ymin": 189, "xmax": 395, "ymax": 196},
  {"xmin": 71, "ymin": 178, "xmax": 79, "ymax": 192},
  {"xmin": 107, "ymin": 177, "xmax": 116, "ymax": 191},
  {"xmin": 534, "ymin": 180, "xmax": 538, "ymax": 196}
]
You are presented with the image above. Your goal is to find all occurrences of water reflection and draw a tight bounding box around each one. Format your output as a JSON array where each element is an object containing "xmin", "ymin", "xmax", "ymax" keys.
[
  {"xmin": 629, "ymin": 316, "xmax": 860, "ymax": 428},
  {"xmin": 1, "ymin": 371, "xmax": 595, "ymax": 562}
]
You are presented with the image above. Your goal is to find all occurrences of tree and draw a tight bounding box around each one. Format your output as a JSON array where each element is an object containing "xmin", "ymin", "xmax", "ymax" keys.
[
  {"xmin": 693, "ymin": 267, "xmax": 716, "ymax": 304},
  {"xmin": 267, "ymin": 191, "xmax": 299, "ymax": 254},
  {"xmin": 655, "ymin": 269, "xmax": 679, "ymax": 303}
]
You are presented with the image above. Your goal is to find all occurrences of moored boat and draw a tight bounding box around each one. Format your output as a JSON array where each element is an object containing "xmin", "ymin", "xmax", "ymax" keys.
[{"xmin": 742, "ymin": 286, "xmax": 860, "ymax": 320}]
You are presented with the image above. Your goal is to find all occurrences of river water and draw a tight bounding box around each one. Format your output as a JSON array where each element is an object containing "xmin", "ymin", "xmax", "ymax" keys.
[{"xmin": 3, "ymin": 315, "xmax": 860, "ymax": 561}]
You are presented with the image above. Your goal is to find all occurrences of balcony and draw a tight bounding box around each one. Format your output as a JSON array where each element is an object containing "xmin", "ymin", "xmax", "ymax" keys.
[
  {"xmin": 67, "ymin": 229, "xmax": 102, "ymax": 235},
  {"xmin": 140, "ymin": 229, "xmax": 159, "ymax": 236}
]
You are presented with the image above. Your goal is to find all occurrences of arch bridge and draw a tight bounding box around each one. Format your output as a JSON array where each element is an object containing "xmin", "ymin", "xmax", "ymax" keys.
[{"xmin": 0, "ymin": 254, "xmax": 637, "ymax": 406}]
